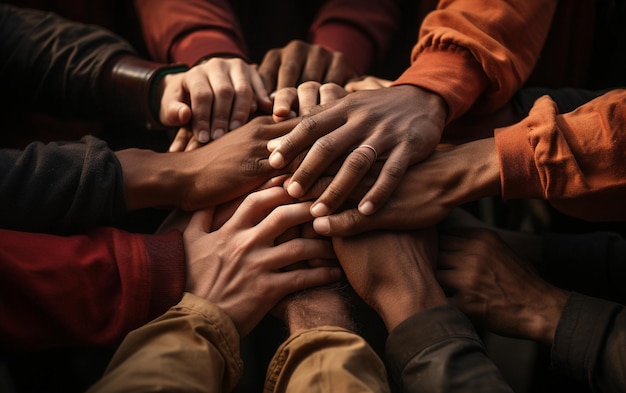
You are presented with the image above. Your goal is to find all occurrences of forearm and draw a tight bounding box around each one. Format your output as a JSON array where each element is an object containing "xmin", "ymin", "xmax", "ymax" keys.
[
  {"xmin": 88, "ymin": 293, "xmax": 242, "ymax": 393},
  {"xmin": 116, "ymin": 148, "xmax": 190, "ymax": 211},
  {"xmin": 0, "ymin": 227, "xmax": 185, "ymax": 349},
  {"xmin": 495, "ymin": 89, "xmax": 626, "ymax": 221}
]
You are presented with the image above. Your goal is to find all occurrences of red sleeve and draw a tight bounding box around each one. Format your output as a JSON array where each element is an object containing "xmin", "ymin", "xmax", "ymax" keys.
[
  {"xmin": 392, "ymin": 0, "xmax": 557, "ymax": 123},
  {"xmin": 309, "ymin": 0, "xmax": 401, "ymax": 74},
  {"xmin": 495, "ymin": 90, "xmax": 626, "ymax": 221},
  {"xmin": 134, "ymin": 0, "xmax": 248, "ymax": 65},
  {"xmin": 0, "ymin": 227, "xmax": 186, "ymax": 349}
]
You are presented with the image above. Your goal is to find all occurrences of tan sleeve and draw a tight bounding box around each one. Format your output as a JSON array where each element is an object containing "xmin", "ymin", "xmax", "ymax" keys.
[
  {"xmin": 263, "ymin": 327, "xmax": 391, "ymax": 393},
  {"xmin": 88, "ymin": 292, "xmax": 243, "ymax": 393}
]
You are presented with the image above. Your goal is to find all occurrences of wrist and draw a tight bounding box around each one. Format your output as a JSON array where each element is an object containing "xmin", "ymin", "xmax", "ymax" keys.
[
  {"xmin": 116, "ymin": 149, "xmax": 189, "ymax": 210},
  {"xmin": 283, "ymin": 287, "xmax": 354, "ymax": 333},
  {"xmin": 527, "ymin": 287, "xmax": 570, "ymax": 345},
  {"xmin": 454, "ymin": 138, "xmax": 501, "ymax": 204}
]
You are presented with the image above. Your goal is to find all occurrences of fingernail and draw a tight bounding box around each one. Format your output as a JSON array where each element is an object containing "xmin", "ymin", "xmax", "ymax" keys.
[
  {"xmin": 287, "ymin": 181, "xmax": 303, "ymax": 198},
  {"xmin": 229, "ymin": 120, "xmax": 241, "ymax": 130},
  {"xmin": 267, "ymin": 139, "xmax": 280, "ymax": 151},
  {"xmin": 212, "ymin": 128, "xmax": 225, "ymax": 139},
  {"xmin": 268, "ymin": 151, "xmax": 285, "ymax": 168},
  {"xmin": 311, "ymin": 203, "xmax": 329, "ymax": 217},
  {"xmin": 359, "ymin": 201, "xmax": 375, "ymax": 215},
  {"xmin": 198, "ymin": 130, "xmax": 209, "ymax": 143},
  {"xmin": 313, "ymin": 217, "xmax": 330, "ymax": 235}
]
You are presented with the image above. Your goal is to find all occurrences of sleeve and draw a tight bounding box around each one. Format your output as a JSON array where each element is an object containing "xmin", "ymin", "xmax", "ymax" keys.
[
  {"xmin": 87, "ymin": 293, "xmax": 243, "ymax": 393},
  {"xmin": 264, "ymin": 327, "xmax": 392, "ymax": 392},
  {"xmin": 0, "ymin": 136, "xmax": 126, "ymax": 234},
  {"xmin": 0, "ymin": 227, "xmax": 186, "ymax": 350},
  {"xmin": 551, "ymin": 293, "xmax": 626, "ymax": 393},
  {"xmin": 386, "ymin": 305, "xmax": 513, "ymax": 392},
  {"xmin": 134, "ymin": 0, "xmax": 248, "ymax": 66},
  {"xmin": 0, "ymin": 4, "xmax": 135, "ymax": 118},
  {"xmin": 494, "ymin": 89, "xmax": 626, "ymax": 221},
  {"xmin": 391, "ymin": 0, "xmax": 558, "ymax": 122},
  {"xmin": 308, "ymin": 0, "xmax": 401, "ymax": 74}
]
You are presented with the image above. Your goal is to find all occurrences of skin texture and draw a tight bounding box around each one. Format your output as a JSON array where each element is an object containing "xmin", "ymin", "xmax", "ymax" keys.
[
  {"xmin": 259, "ymin": 40, "xmax": 357, "ymax": 95},
  {"xmin": 117, "ymin": 116, "xmax": 304, "ymax": 212},
  {"xmin": 267, "ymin": 85, "xmax": 447, "ymax": 220},
  {"xmin": 309, "ymin": 137, "xmax": 501, "ymax": 236},
  {"xmin": 159, "ymin": 57, "xmax": 272, "ymax": 150},
  {"xmin": 182, "ymin": 187, "xmax": 341, "ymax": 337},
  {"xmin": 333, "ymin": 229, "xmax": 446, "ymax": 332},
  {"xmin": 271, "ymin": 81, "xmax": 348, "ymax": 122},
  {"xmin": 437, "ymin": 227, "xmax": 569, "ymax": 344}
]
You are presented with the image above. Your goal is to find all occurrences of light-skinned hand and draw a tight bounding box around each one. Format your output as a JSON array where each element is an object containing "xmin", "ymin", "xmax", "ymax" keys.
[
  {"xmin": 182, "ymin": 186, "xmax": 341, "ymax": 337},
  {"xmin": 159, "ymin": 57, "xmax": 272, "ymax": 151},
  {"xmin": 271, "ymin": 81, "xmax": 348, "ymax": 122}
]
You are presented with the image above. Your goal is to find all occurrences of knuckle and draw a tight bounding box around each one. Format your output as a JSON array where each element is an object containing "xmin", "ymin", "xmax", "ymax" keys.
[
  {"xmin": 312, "ymin": 137, "xmax": 337, "ymax": 156},
  {"xmin": 348, "ymin": 152, "xmax": 373, "ymax": 172}
]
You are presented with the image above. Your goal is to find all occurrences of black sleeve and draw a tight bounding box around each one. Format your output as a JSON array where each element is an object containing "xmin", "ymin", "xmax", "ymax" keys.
[
  {"xmin": 0, "ymin": 136, "xmax": 126, "ymax": 234},
  {"xmin": 0, "ymin": 4, "xmax": 135, "ymax": 118}
]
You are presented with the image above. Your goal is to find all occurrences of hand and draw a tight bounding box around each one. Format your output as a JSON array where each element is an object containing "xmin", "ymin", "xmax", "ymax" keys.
[
  {"xmin": 182, "ymin": 187, "xmax": 341, "ymax": 337},
  {"xmin": 118, "ymin": 116, "xmax": 304, "ymax": 212},
  {"xmin": 159, "ymin": 57, "xmax": 272, "ymax": 149},
  {"xmin": 272, "ymin": 81, "xmax": 348, "ymax": 122},
  {"xmin": 267, "ymin": 85, "xmax": 447, "ymax": 219},
  {"xmin": 311, "ymin": 138, "xmax": 501, "ymax": 236},
  {"xmin": 259, "ymin": 39, "xmax": 357, "ymax": 94},
  {"xmin": 437, "ymin": 228, "xmax": 569, "ymax": 344},
  {"xmin": 332, "ymin": 229, "xmax": 446, "ymax": 332},
  {"xmin": 345, "ymin": 76, "xmax": 391, "ymax": 92}
]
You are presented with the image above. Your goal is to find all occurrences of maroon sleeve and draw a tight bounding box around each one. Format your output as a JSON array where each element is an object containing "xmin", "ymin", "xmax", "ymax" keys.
[
  {"xmin": 134, "ymin": 0, "xmax": 248, "ymax": 65},
  {"xmin": 0, "ymin": 227, "xmax": 186, "ymax": 349},
  {"xmin": 309, "ymin": 0, "xmax": 401, "ymax": 74}
]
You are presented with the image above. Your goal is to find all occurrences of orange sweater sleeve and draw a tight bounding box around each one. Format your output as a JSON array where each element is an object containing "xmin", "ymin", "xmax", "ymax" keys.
[
  {"xmin": 134, "ymin": 0, "xmax": 248, "ymax": 65},
  {"xmin": 495, "ymin": 90, "xmax": 626, "ymax": 221},
  {"xmin": 392, "ymin": 0, "xmax": 557, "ymax": 122}
]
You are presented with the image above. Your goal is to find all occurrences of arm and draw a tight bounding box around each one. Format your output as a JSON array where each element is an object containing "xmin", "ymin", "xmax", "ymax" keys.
[
  {"xmin": 0, "ymin": 227, "xmax": 185, "ymax": 349},
  {"xmin": 552, "ymin": 293, "xmax": 626, "ymax": 393},
  {"xmin": 333, "ymin": 229, "xmax": 513, "ymax": 392},
  {"xmin": 89, "ymin": 187, "xmax": 342, "ymax": 392},
  {"xmin": 265, "ymin": 287, "xmax": 392, "ymax": 393},
  {"xmin": 393, "ymin": 0, "xmax": 558, "ymax": 122},
  {"xmin": 133, "ymin": 0, "xmax": 247, "ymax": 65},
  {"xmin": 87, "ymin": 293, "xmax": 243, "ymax": 393},
  {"xmin": 309, "ymin": 0, "xmax": 401, "ymax": 74},
  {"xmin": 495, "ymin": 89, "xmax": 626, "ymax": 221}
]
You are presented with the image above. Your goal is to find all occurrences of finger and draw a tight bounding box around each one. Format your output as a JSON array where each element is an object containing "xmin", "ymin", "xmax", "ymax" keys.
[
  {"xmin": 249, "ymin": 67, "xmax": 272, "ymax": 112},
  {"xmin": 187, "ymin": 206, "xmax": 216, "ymax": 235},
  {"xmin": 281, "ymin": 123, "xmax": 354, "ymax": 198},
  {"xmin": 207, "ymin": 64, "xmax": 235, "ymax": 140},
  {"xmin": 297, "ymin": 81, "xmax": 321, "ymax": 115},
  {"xmin": 276, "ymin": 42, "xmax": 307, "ymax": 90},
  {"xmin": 313, "ymin": 210, "xmax": 374, "ymax": 237},
  {"xmin": 266, "ymin": 238, "xmax": 336, "ymax": 269},
  {"xmin": 162, "ymin": 101, "xmax": 192, "ymax": 127},
  {"xmin": 301, "ymin": 45, "xmax": 329, "ymax": 82},
  {"xmin": 258, "ymin": 49, "xmax": 281, "ymax": 93},
  {"xmin": 318, "ymin": 83, "xmax": 347, "ymax": 105},
  {"xmin": 169, "ymin": 127, "xmax": 193, "ymax": 152},
  {"xmin": 358, "ymin": 147, "xmax": 409, "ymax": 215},
  {"xmin": 228, "ymin": 62, "xmax": 255, "ymax": 131},
  {"xmin": 228, "ymin": 187, "xmax": 296, "ymax": 229},
  {"xmin": 184, "ymin": 69, "xmax": 213, "ymax": 144},
  {"xmin": 184, "ymin": 137, "xmax": 203, "ymax": 152},
  {"xmin": 256, "ymin": 201, "xmax": 314, "ymax": 241},
  {"xmin": 310, "ymin": 143, "xmax": 378, "ymax": 217},
  {"xmin": 272, "ymin": 87, "xmax": 298, "ymax": 120},
  {"xmin": 324, "ymin": 53, "xmax": 355, "ymax": 85},
  {"xmin": 271, "ymin": 266, "xmax": 344, "ymax": 298}
]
